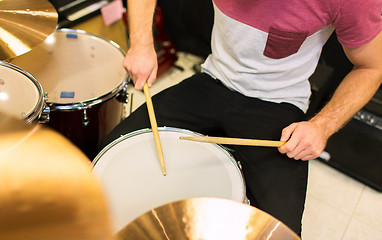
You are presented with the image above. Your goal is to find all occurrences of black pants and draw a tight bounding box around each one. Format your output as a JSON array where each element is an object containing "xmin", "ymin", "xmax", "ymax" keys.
[{"xmin": 100, "ymin": 73, "xmax": 308, "ymax": 235}]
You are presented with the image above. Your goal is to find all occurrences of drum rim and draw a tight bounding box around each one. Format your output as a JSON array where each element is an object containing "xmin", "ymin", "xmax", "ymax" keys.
[
  {"xmin": 93, "ymin": 127, "xmax": 247, "ymax": 203},
  {"xmin": 46, "ymin": 28, "xmax": 129, "ymax": 111},
  {"xmin": 0, "ymin": 61, "xmax": 44, "ymax": 123}
]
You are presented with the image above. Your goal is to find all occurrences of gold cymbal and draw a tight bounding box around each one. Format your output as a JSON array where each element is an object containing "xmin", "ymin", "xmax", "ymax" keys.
[
  {"xmin": 115, "ymin": 198, "xmax": 300, "ymax": 240},
  {"xmin": 0, "ymin": 115, "xmax": 112, "ymax": 240},
  {"xmin": 0, "ymin": 0, "xmax": 58, "ymax": 60}
]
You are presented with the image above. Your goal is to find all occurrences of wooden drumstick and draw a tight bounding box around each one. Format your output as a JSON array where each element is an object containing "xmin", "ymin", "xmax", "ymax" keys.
[
  {"xmin": 179, "ymin": 136, "xmax": 286, "ymax": 147},
  {"xmin": 143, "ymin": 83, "xmax": 166, "ymax": 176}
]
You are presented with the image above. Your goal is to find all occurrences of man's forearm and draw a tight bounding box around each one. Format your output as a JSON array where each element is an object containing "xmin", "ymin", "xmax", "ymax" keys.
[
  {"xmin": 127, "ymin": 0, "xmax": 156, "ymax": 48},
  {"xmin": 309, "ymin": 67, "xmax": 382, "ymax": 139}
]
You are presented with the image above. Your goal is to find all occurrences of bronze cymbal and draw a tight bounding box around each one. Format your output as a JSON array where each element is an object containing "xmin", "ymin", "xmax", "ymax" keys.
[
  {"xmin": 115, "ymin": 198, "xmax": 300, "ymax": 240},
  {"xmin": 0, "ymin": 0, "xmax": 58, "ymax": 60},
  {"xmin": 0, "ymin": 115, "xmax": 112, "ymax": 240}
]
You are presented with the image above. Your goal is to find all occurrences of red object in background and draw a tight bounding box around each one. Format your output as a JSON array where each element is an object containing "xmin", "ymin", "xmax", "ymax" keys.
[{"xmin": 123, "ymin": 7, "xmax": 177, "ymax": 78}]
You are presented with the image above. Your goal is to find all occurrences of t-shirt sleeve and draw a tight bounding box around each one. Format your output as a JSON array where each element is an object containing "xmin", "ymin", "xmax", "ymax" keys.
[{"xmin": 333, "ymin": 0, "xmax": 382, "ymax": 48}]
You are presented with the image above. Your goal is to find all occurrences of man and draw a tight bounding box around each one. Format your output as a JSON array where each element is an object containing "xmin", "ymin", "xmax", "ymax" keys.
[{"xmin": 102, "ymin": 0, "xmax": 382, "ymax": 235}]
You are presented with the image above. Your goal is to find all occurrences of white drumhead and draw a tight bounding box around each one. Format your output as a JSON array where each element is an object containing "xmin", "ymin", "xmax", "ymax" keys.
[
  {"xmin": 9, "ymin": 29, "xmax": 127, "ymax": 106},
  {"xmin": 0, "ymin": 62, "xmax": 42, "ymax": 121},
  {"xmin": 93, "ymin": 128, "xmax": 245, "ymax": 233}
]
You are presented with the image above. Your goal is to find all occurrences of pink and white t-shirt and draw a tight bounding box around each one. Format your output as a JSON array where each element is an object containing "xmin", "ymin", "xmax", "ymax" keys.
[{"xmin": 202, "ymin": 0, "xmax": 382, "ymax": 112}]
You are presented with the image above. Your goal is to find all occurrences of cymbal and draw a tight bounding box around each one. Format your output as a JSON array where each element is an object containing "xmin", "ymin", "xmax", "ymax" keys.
[
  {"xmin": 115, "ymin": 198, "xmax": 300, "ymax": 240},
  {"xmin": 0, "ymin": 0, "xmax": 58, "ymax": 60},
  {"xmin": 0, "ymin": 115, "xmax": 112, "ymax": 240}
]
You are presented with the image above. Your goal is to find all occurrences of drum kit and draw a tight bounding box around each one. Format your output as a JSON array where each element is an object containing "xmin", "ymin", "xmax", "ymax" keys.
[{"xmin": 0, "ymin": 0, "xmax": 300, "ymax": 239}]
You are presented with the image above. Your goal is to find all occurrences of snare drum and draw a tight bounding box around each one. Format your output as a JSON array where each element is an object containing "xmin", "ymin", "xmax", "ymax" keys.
[
  {"xmin": 9, "ymin": 29, "xmax": 129, "ymax": 159},
  {"xmin": 92, "ymin": 128, "xmax": 246, "ymax": 233},
  {"xmin": 0, "ymin": 61, "xmax": 45, "ymax": 123}
]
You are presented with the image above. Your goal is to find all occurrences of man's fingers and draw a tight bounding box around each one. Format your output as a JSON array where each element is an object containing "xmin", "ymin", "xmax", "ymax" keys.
[
  {"xmin": 280, "ymin": 123, "xmax": 297, "ymax": 142},
  {"xmin": 147, "ymin": 66, "xmax": 158, "ymax": 88},
  {"xmin": 134, "ymin": 76, "xmax": 146, "ymax": 90},
  {"xmin": 278, "ymin": 123, "xmax": 298, "ymax": 154}
]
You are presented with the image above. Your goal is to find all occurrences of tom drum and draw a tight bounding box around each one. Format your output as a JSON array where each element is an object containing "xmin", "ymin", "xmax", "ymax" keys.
[
  {"xmin": 0, "ymin": 61, "xmax": 45, "ymax": 123},
  {"xmin": 9, "ymin": 29, "xmax": 129, "ymax": 159}
]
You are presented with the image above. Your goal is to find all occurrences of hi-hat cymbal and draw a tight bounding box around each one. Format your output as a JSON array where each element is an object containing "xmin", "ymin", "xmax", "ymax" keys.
[
  {"xmin": 0, "ymin": 0, "xmax": 58, "ymax": 60},
  {"xmin": 115, "ymin": 198, "xmax": 300, "ymax": 240}
]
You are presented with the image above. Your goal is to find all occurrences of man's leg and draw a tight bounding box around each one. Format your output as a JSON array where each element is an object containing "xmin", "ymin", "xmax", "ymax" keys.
[{"xmin": 222, "ymin": 93, "xmax": 308, "ymax": 235}]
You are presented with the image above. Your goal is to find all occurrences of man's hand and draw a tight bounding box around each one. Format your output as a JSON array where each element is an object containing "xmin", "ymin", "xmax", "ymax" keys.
[
  {"xmin": 124, "ymin": 44, "xmax": 158, "ymax": 90},
  {"xmin": 278, "ymin": 121, "xmax": 328, "ymax": 161}
]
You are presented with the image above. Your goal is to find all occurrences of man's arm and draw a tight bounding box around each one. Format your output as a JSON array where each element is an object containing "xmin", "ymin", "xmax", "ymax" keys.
[
  {"xmin": 124, "ymin": 0, "xmax": 158, "ymax": 90},
  {"xmin": 279, "ymin": 31, "xmax": 382, "ymax": 160}
]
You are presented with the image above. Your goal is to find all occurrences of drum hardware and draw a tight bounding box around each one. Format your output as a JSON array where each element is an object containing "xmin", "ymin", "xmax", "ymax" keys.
[
  {"xmin": 0, "ymin": 0, "xmax": 58, "ymax": 60},
  {"xmin": 115, "ymin": 197, "xmax": 300, "ymax": 240},
  {"xmin": 116, "ymin": 81, "xmax": 129, "ymax": 104},
  {"xmin": 38, "ymin": 92, "xmax": 50, "ymax": 123},
  {"xmin": 82, "ymin": 104, "xmax": 90, "ymax": 127},
  {"xmin": 129, "ymin": 93, "xmax": 134, "ymax": 115}
]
